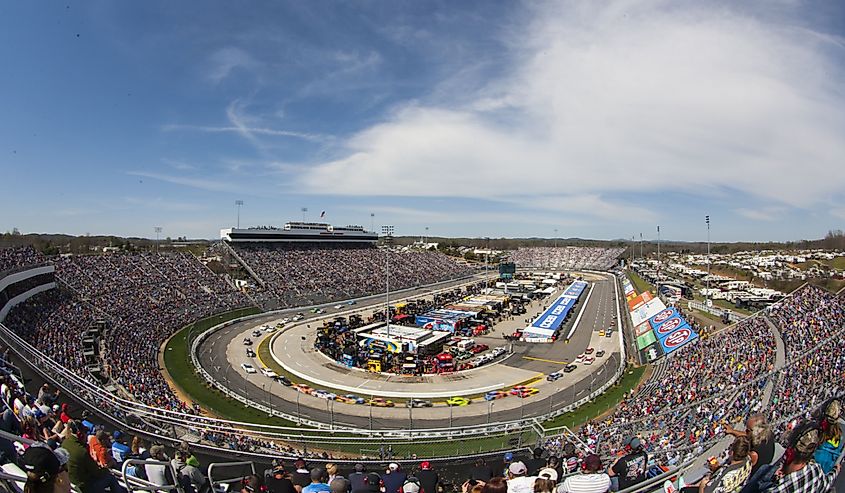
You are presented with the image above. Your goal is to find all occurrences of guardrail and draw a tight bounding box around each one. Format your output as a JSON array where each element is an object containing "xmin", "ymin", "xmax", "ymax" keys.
[{"xmin": 0, "ymin": 268, "xmax": 627, "ymax": 458}]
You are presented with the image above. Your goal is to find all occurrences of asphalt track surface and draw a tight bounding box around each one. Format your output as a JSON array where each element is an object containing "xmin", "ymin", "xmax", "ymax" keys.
[{"xmin": 196, "ymin": 273, "xmax": 624, "ymax": 430}]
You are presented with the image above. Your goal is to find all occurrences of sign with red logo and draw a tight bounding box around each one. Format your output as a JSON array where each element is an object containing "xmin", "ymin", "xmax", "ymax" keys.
[
  {"xmin": 659, "ymin": 325, "xmax": 698, "ymax": 354},
  {"xmin": 655, "ymin": 317, "xmax": 683, "ymax": 336}
]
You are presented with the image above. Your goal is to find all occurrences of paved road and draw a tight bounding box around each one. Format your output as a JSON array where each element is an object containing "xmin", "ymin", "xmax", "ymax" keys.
[{"xmin": 196, "ymin": 273, "xmax": 625, "ymax": 429}]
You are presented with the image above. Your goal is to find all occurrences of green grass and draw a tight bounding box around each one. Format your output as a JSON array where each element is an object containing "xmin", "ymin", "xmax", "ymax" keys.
[
  {"xmin": 627, "ymin": 270, "xmax": 654, "ymax": 295},
  {"xmin": 163, "ymin": 309, "xmax": 649, "ymax": 457},
  {"xmin": 162, "ymin": 306, "xmax": 301, "ymax": 427},
  {"xmin": 541, "ymin": 365, "xmax": 646, "ymax": 430}
]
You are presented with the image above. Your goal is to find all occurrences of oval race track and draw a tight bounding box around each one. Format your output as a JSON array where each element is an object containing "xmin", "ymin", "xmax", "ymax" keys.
[{"xmin": 194, "ymin": 271, "xmax": 625, "ymax": 429}]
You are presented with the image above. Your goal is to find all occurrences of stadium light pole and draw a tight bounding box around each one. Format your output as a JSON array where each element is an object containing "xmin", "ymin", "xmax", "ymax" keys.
[
  {"xmin": 296, "ymin": 391, "xmax": 301, "ymax": 426},
  {"xmin": 370, "ymin": 213, "xmax": 375, "ymax": 232},
  {"xmin": 487, "ymin": 401, "xmax": 493, "ymax": 424},
  {"xmin": 301, "ymin": 207, "xmax": 308, "ymax": 222},
  {"xmin": 382, "ymin": 225, "xmax": 394, "ymax": 338},
  {"xmin": 639, "ymin": 232, "xmax": 643, "ymax": 261},
  {"xmin": 484, "ymin": 237, "xmax": 491, "ymax": 291},
  {"xmin": 235, "ymin": 200, "xmax": 244, "ymax": 228},
  {"xmin": 706, "ymin": 215, "xmax": 711, "ymax": 308},
  {"xmin": 657, "ymin": 225, "xmax": 660, "ymax": 276},
  {"xmin": 154, "ymin": 227, "xmax": 162, "ymax": 254}
]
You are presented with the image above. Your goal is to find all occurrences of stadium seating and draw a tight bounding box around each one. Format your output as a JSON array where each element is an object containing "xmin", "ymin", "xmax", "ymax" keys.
[
  {"xmin": 508, "ymin": 247, "xmax": 624, "ymax": 270},
  {"xmin": 231, "ymin": 244, "xmax": 474, "ymax": 307},
  {"xmin": 0, "ymin": 246, "xmax": 841, "ymax": 493}
]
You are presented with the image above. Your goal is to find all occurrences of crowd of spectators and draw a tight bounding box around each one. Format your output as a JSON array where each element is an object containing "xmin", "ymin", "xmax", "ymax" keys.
[
  {"xmin": 233, "ymin": 244, "xmax": 474, "ymax": 308},
  {"xmin": 766, "ymin": 285, "xmax": 845, "ymax": 442},
  {"xmin": 3, "ymin": 251, "xmax": 252, "ymax": 414},
  {"xmin": 507, "ymin": 247, "xmax": 624, "ymax": 271},
  {"xmin": 556, "ymin": 315, "xmax": 776, "ymax": 464},
  {"xmin": 0, "ymin": 246, "xmax": 45, "ymax": 273}
]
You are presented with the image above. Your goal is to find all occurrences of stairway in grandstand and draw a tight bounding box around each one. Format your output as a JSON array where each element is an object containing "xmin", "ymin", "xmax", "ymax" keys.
[
  {"xmin": 633, "ymin": 359, "xmax": 668, "ymax": 399},
  {"xmin": 220, "ymin": 241, "xmax": 266, "ymax": 288}
]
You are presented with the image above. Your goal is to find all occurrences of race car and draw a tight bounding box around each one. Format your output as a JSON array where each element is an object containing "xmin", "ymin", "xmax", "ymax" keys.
[
  {"xmin": 242, "ymin": 338, "xmax": 252, "ymax": 346},
  {"xmin": 483, "ymin": 391, "xmax": 508, "ymax": 401},
  {"xmin": 292, "ymin": 384, "xmax": 314, "ymax": 395},
  {"xmin": 406, "ymin": 399, "xmax": 433, "ymax": 408},
  {"xmin": 584, "ymin": 356, "xmax": 595, "ymax": 365},
  {"xmin": 511, "ymin": 387, "xmax": 539, "ymax": 398},
  {"xmin": 342, "ymin": 394, "xmax": 366, "ymax": 404},
  {"xmin": 367, "ymin": 398, "xmax": 395, "ymax": 407},
  {"xmin": 240, "ymin": 363, "xmax": 257, "ymax": 374},
  {"xmin": 252, "ymin": 330, "xmax": 262, "ymax": 337},
  {"xmin": 564, "ymin": 364, "xmax": 577, "ymax": 373},
  {"xmin": 596, "ymin": 350, "xmax": 606, "ymax": 358},
  {"xmin": 274, "ymin": 375, "xmax": 292, "ymax": 386},
  {"xmin": 333, "ymin": 304, "xmax": 344, "ymax": 310},
  {"xmin": 335, "ymin": 395, "xmax": 358, "ymax": 404},
  {"xmin": 546, "ymin": 371, "xmax": 563, "ymax": 382},
  {"xmin": 313, "ymin": 390, "xmax": 337, "ymax": 400},
  {"xmin": 575, "ymin": 353, "xmax": 586, "ymax": 363},
  {"xmin": 585, "ymin": 347, "xmax": 594, "ymax": 354},
  {"xmin": 260, "ymin": 367, "xmax": 278, "ymax": 378},
  {"xmin": 446, "ymin": 396, "xmax": 471, "ymax": 406},
  {"xmin": 469, "ymin": 344, "xmax": 489, "ymax": 354},
  {"xmin": 245, "ymin": 348, "xmax": 256, "ymax": 358},
  {"xmin": 347, "ymin": 300, "xmax": 357, "ymax": 305}
]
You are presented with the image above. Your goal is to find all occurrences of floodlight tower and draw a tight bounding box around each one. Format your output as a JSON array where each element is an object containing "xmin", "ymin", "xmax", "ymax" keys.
[
  {"xmin": 657, "ymin": 225, "xmax": 661, "ymax": 274},
  {"xmin": 301, "ymin": 207, "xmax": 308, "ymax": 222},
  {"xmin": 382, "ymin": 225, "xmax": 395, "ymax": 338},
  {"xmin": 706, "ymin": 215, "xmax": 711, "ymax": 308},
  {"xmin": 154, "ymin": 226, "xmax": 162, "ymax": 254},
  {"xmin": 235, "ymin": 200, "xmax": 244, "ymax": 228}
]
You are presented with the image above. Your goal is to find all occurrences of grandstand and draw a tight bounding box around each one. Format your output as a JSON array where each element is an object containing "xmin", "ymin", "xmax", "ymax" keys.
[
  {"xmin": 508, "ymin": 247, "xmax": 625, "ymax": 270},
  {"xmin": 223, "ymin": 242, "xmax": 475, "ymax": 309},
  {"xmin": 0, "ymin": 246, "xmax": 841, "ymax": 493}
]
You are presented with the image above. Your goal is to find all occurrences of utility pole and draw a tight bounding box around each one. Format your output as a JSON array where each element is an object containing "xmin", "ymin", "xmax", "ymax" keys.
[
  {"xmin": 382, "ymin": 225, "xmax": 394, "ymax": 338},
  {"xmin": 639, "ymin": 233, "xmax": 643, "ymax": 261},
  {"xmin": 235, "ymin": 200, "xmax": 244, "ymax": 228}
]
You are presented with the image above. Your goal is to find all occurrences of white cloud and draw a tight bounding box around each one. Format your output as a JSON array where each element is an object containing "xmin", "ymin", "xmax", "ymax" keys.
[
  {"xmin": 208, "ymin": 47, "xmax": 260, "ymax": 83},
  {"xmin": 297, "ymin": 1, "xmax": 845, "ymax": 216},
  {"xmin": 736, "ymin": 207, "xmax": 787, "ymax": 222}
]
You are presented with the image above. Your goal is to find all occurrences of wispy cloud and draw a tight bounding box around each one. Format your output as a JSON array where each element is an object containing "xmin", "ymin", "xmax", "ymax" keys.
[
  {"xmin": 127, "ymin": 171, "xmax": 240, "ymax": 193},
  {"xmin": 162, "ymin": 123, "xmax": 328, "ymax": 143},
  {"xmin": 208, "ymin": 47, "xmax": 260, "ymax": 83},
  {"xmin": 736, "ymin": 207, "xmax": 787, "ymax": 222},
  {"xmin": 162, "ymin": 99, "xmax": 332, "ymax": 150},
  {"xmin": 161, "ymin": 158, "xmax": 199, "ymax": 171},
  {"xmin": 295, "ymin": 1, "xmax": 845, "ymax": 217}
]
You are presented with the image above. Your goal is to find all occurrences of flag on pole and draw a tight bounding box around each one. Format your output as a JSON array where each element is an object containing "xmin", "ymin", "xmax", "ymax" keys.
[{"xmin": 320, "ymin": 211, "xmax": 326, "ymax": 218}]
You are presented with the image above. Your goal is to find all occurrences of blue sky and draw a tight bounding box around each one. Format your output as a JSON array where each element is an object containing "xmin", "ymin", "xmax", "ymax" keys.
[{"xmin": 1, "ymin": 1, "xmax": 844, "ymax": 242}]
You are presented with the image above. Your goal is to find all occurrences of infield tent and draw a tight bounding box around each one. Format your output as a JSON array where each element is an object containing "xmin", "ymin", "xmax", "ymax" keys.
[{"xmin": 522, "ymin": 280, "xmax": 587, "ymax": 341}]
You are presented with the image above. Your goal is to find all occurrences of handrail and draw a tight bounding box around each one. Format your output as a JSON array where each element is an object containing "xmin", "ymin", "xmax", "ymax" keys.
[
  {"xmin": 119, "ymin": 459, "xmax": 184, "ymax": 493},
  {"xmin": 207, "ymin": 461, "xmax": 256, "ymax": 487}
]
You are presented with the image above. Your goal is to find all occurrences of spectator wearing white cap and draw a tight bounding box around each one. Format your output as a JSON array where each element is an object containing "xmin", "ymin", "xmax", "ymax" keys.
[
  {"xmin": 382, "ymin": 463, "xmax": 406, "ymax": 493},
  {"xmin": 506, "ymin": 461, "xmax": 536, "ymax": 493}
]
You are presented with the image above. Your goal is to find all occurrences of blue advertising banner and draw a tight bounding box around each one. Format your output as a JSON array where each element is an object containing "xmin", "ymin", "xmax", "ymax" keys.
[
  {"xmin": 530, "ymin": 296, "xmax": 576, "ymax": 331},
  {"xmin": 658, "ymin": 323, "xmax": 698, "ymax": 354}
]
